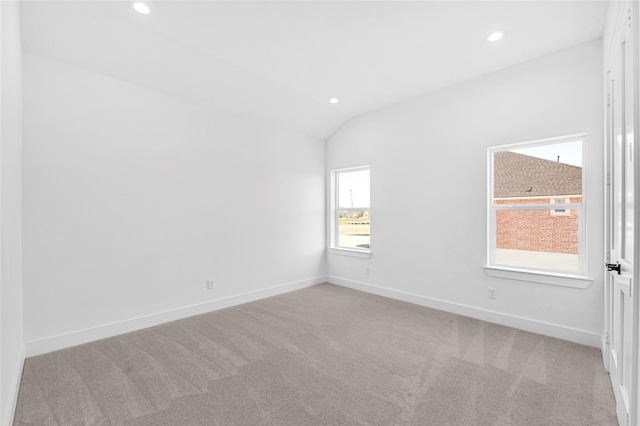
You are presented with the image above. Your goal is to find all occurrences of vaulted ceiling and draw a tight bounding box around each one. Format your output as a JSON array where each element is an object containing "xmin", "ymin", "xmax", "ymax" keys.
[{"xmin": 20, "ymin": 1, "xmax": 608, "ymax": 139}]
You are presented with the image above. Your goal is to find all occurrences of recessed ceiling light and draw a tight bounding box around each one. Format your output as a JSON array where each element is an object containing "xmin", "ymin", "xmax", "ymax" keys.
[
  {"xmin": 133, "ymin": 1, "xmax": 150, "ymax": 14},
  {"xmin": 487, "ymin": 31, "xmax": 504, "ymax": 42},
  {"xmin": 329, "ymin": 98, "xmax": 339, "ymax": 104}
]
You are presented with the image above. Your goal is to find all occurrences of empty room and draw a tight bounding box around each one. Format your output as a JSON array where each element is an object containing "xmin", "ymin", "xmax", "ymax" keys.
[{"xmin": 1, "ymin": 0, "xmax": 639, "ymax": 425}]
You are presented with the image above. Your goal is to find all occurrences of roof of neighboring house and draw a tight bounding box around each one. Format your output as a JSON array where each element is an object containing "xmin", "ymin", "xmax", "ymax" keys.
[{"xmin": 494, "ymin": 151, "xmax": 582, "ymax": 198}]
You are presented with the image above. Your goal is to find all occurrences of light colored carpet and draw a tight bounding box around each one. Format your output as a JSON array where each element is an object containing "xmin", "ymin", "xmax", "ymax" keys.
[{"xmin": 14, "ymin": 284, "xmax": 617, "ymax": 425}]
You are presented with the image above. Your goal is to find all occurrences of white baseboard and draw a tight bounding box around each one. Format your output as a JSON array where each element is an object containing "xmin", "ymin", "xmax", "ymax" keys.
[
  {"xmin": 328, "ymin": 276, "xmax": 602, "ymax": 348},
  {"xmin": 3, "ymin": 345, "xmax": 25, "ymax": 426},
  {"xmin": 25, "ymin": 276, "xmax": 326, "ymax": 357}
]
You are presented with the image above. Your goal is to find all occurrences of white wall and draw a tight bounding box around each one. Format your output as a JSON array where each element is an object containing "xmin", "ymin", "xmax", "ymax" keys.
[
  {"xmin": 0, "ymin": 1, "xmax": 24, "ymax": 424},
  {"xmin": 22, "ymin": 53, "xmax": 326, "ymax": 353},
  {"xmin": 327, "ymin": 40, "xmax": 605, "ymax": 345}
]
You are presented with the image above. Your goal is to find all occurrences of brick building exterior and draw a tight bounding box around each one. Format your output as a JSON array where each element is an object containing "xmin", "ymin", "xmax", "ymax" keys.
[{"xmin": 494, "ymin": 152, "xmax": 582, "ymax": 254}]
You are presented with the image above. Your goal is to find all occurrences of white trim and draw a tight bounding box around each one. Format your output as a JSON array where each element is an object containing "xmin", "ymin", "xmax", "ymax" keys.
[
  {"xmin": 330, "ymin": 165, "xmax": 371, "ymax": 253},
  {"xmin": 487, "ymin": 134, "xmax": 588, "ymax": 277},
  {"xmin": 329, "ymin": 247, "xmax": 372, "ymax": 258},
  {"xmin": 602, "ymin": 61, "xmax": 613, "ymax": 376},
  {"xmin": 330, "ymin": 165, "xmax": 370, "ymax": 174},
  {"xmin": 483, "ymin": 266, "xmax": 592, "ymax": 288},
  {"xmin": 489, "ymin": 132, "xmax": 587, "ymax": 152},
  {"xmin": 3, "ymin": 345, "xmax": 25, "ymax": 426},
  {"xmin": 493, "ymin": 194, "xmax": 582, "ymax": 201},
  {"xmin": 327, "ymin": 275, "xmax": 601, "ymax": 347},
  {"xmin": 25, "ymin": 276, "xmax": 326, "ymax": 357}
]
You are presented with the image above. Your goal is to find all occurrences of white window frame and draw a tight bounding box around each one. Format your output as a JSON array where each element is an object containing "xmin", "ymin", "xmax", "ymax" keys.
[
  {"xmin": 484, "ymin": 134, "xmax": 591, "ymax": 288},
  {"xmin": 329, "ymin": 166, "xmax": 371, "ymax": 258}
]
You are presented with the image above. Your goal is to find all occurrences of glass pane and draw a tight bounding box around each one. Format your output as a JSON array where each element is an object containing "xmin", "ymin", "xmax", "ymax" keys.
[
  {"xmin": 494, "ymin": 140, "xmax": 582, "ymax": 200},
  {"xmin": 495, "ymin": 208, "xmax": 579, "ymax": 272},
  {"xmin": 338, "ymin": 210, "xmax": 370, "ymax": 249},
  {"xmin": 338, "ymin": 169, "xmax": 370, "ymax": 209}
]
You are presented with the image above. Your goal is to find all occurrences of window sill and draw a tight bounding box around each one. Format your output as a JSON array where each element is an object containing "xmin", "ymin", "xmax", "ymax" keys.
[
  {"xmin": 483, "ymin": 265, "xmax": 592, "ymax": 289},
  {"xmin": 329, "ymin": 247, "xmax": 372, "ymax": 259}
]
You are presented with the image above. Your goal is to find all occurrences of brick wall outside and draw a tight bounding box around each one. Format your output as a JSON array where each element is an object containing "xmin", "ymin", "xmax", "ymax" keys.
[{"xmin": 495, "ymin": 197, "xmax": 580, "ymax": 254}]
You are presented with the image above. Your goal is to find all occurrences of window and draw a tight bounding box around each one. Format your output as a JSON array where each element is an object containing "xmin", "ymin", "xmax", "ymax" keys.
[
  {"xmin": 550, "ymin": 198, "xmax": 570, "ymax": 216},
  {"xmin": 487, "ymin": 134, "xmax": 585, "ymax": 276},
  {"xmin": 330, "ymin": 166, "xmax": 370, "ymax": 253}
]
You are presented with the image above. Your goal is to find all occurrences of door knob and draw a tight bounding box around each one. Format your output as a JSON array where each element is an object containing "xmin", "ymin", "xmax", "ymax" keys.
[{"xmin": 606, "ymin": 262, "xmax": 621, "ymax": 274}]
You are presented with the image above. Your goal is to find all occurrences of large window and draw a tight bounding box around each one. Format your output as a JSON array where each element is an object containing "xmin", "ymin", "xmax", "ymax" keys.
[
  {"xmin": 488, "ymin": 135, "xmax": 585, "ymax": 276},
  {"xmin": 331, "ymin": 166, "xmax": 370, "ymax": 252}
]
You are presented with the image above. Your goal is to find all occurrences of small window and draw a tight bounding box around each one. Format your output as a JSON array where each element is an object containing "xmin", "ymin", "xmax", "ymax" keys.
[
  {"xmin": 488, "ymin": 135, "xmax": 585, "ymax": 275},
  {"xmin": 331, "ymin": 166, "xmax": 370, "ymax": 252},
  {"xmin": 550, "ymin": 198, "xmax": 570, "ymax": 216}
]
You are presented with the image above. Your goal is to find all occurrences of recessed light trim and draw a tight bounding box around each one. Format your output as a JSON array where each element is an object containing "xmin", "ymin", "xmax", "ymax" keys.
[
  {"xmin": 133, "ymin": 1, "xmax": 151, "ymax": 14},
  {"xmin": 487, "ymin": 31, "xmax": 504, "ymax": 42},
  {"xmin": 329, "ymin": 98, "xmax": 339, "ymax": 104}
]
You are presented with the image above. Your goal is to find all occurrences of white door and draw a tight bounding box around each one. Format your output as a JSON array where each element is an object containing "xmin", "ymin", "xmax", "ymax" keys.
[{"xmin": 606, "ymin": 7, "xmax": 636, "ymax": 426}]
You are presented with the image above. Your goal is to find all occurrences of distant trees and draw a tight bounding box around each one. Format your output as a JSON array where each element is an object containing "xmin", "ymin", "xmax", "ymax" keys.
[{"xmin": 339, "ymin": 211, "xmax": 369, "ymax": 219}]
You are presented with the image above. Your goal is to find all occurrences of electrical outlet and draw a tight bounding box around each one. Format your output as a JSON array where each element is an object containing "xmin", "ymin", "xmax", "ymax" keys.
[
  {"xmin": 365, "ymin": 267, "xmax": 370, "ymax": 276},
  {"xmin": 488, "ymin": 288, "xmax": 496, "ymax": 300},
  {"xmin": 207, "ymin": 279, "xmax": 215, "ymax": 290}
]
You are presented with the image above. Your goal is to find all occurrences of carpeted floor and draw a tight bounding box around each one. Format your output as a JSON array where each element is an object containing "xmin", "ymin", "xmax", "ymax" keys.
[{"xmin": 14, "ymin": 284, "xmax": 617, "ymax": 425}]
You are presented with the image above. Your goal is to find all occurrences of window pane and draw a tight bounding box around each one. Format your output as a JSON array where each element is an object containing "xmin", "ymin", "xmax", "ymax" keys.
[
  {"xmin": 495, "ymin": 208, "xmax": 579, "ymax": 272},
  {"xmin": 494, "ymin": 140, "xmax": 582, "ymax": 200},
  {"xmin": 338, "ymin": 210, "xmax": 370, "ymax": 249},
  {"xmin": 338, "ymin": 169, "xmax": 370, "ymax": 209}
]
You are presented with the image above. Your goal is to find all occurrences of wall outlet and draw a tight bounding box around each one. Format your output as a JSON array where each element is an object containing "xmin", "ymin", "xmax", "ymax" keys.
[
  {"xmin": 364, "ymin": 267, "xmax": 370, "ymax": 276},
  {"xmin": 488, "ymin": 288, "xmax": 496, "ymax": 300},
  {"xmin": 207, "ymin": 279, "xmax": 215, "ymax": 290}
]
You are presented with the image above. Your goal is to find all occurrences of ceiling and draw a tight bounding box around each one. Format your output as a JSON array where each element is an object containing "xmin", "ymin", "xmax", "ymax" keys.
[{"xmin": 20, "ymin": 1, "xmax": 608, "ymax": 140}]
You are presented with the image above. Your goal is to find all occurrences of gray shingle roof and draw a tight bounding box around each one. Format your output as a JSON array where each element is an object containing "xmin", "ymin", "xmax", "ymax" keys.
[{"xmin": 493, "ymin": 151, "xmax": 582, "ymax": 198}]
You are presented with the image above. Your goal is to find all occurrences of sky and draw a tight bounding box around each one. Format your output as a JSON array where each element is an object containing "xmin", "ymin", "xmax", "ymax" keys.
[
  {"xmin": 338, "ymin": 169, "xmax": 370, "ymax": 208},
  {"xmin": 510, "ymin": 140, "xmax": 582, "ymax": 167}
]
